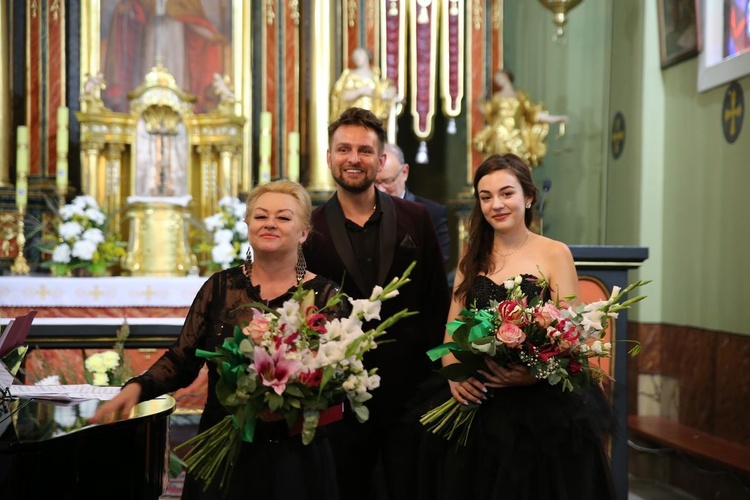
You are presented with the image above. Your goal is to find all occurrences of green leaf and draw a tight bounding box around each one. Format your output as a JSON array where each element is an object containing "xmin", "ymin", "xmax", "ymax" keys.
[{"xmin": 266, "ymin": 392, "xmax": 284, "ymax": 412}]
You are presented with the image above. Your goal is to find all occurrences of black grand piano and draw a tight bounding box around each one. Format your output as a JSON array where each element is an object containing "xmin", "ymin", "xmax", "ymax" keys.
[{"xmin": 0, "ymin": 395, "xmax": 175, "ymax": 499}]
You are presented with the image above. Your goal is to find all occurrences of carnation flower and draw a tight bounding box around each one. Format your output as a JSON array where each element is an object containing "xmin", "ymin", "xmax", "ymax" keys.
[
  {"xmin": 59, "ymin": 221, "xmax": 84, "ymax": 240},
  {"xmin": 72, "ymin": 239, "xmax": 98, "ymax": 261},
  {"xmin": 52, "ymin": 244, "xmax": 72, "ymax": 263},
  {"xmin": 197, "ymin": 197, "xmax": 249, "ymax": 272}
]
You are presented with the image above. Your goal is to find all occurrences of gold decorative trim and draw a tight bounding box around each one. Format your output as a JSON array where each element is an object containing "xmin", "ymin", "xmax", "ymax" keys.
[
  {"xmin": 289, "ymin": 0, "xmax": 300, "ymax": 26},
  {"xmin": 348, "ymin": 0, "xmax": 358, "ymax": 28},
  {"xmin": 266, "ymin": 0, "xmax": 276, "ymax": 25},
  {"xmin": 472, "ymin": 0, "xmax": 483, "ymax": 30},
  {"xmin": 50, "ymin": 0, "xmax": 61, "ymax": 21}
]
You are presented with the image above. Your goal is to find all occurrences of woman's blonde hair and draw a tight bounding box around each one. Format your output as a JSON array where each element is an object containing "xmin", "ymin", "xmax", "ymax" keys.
[{"xmin": 245, "ymin": 179, "xmax": 313, "ymax": 231}]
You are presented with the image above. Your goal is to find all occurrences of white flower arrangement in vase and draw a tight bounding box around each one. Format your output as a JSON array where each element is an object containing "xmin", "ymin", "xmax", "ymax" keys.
[
  {"xmin": 195, "ymin": 196, "xmax": 250, "ymax": 273},
  {"xmin": 40, "ymin": 195, "xmax": 126, "ymax": 276}
]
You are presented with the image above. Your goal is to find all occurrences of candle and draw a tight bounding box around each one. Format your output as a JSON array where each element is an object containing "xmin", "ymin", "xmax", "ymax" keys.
[
  {"xmin": 287, "ymin": 132, "xmax": 300, "ymax": 183},
  {"xmin": 258, "ymin": 112, "xmax": 272, "ymax": 184},
  {"xmin": 56, "ymin": 107, "xmax": 69, "ymax": 190},
  {"xmin": 16, "ymin": 126, "xmax": 29, "ymax": 209},
  {"xmin": 16, "ymin": 126, "xmax": 28, "ymax": 174}
]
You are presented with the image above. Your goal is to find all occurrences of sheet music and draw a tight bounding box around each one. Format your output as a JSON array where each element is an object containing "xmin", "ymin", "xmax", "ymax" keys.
[
  {"xmin": 9, "ymin": 384, "xmax": 122, "ymax": 402},
  {"xmin": 0, "ymin": 362, "xmax": 13, "ymax": 390}
]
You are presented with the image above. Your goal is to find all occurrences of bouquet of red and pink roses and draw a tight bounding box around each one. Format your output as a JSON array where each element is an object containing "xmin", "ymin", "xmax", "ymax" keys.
[
  {"xmin": 420, "ymin": 274, "xmax": 648, "ymax": 445},
  {"xmin": 177, "ymin": 263, "xmax": 416, "ymax": 491}
]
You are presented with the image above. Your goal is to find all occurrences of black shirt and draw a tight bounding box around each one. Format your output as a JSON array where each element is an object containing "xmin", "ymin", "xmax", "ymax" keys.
[{"xmin": 343, "ymin": 205, "xmax": 382, "ymax": 293}]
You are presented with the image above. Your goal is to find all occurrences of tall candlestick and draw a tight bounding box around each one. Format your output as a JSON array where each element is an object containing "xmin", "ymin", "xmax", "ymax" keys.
[
  {"xmin": 258, "ymin": 111, "xmax": 272, "ymax": 185},
  {"xmin": 16, "ymin": 126, "xmax": 29, "ymax": 209},
  {"xmin": 287, "ymin": 132, "xmax": 300, "ymax": 183},
  {"xmin": 56, "ymin": 106, "xmax": 69, "ymax": 192}
]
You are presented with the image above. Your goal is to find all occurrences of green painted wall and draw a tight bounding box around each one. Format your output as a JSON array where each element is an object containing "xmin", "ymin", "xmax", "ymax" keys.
[
  {"xmin": 607, "ymin": 2, "xmax": 750, "ymax": 334},
  {"xmin": 504, "ymin": 1, "xmax": 750, "ymax": 333}
]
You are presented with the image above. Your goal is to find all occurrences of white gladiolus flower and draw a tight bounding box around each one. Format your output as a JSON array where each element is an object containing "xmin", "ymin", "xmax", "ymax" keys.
[
  {"xmin": 580, "ymin": 310, "xmax": 606, "ymax": 332},
  {"xmin": 504, "ymin": 279, "xmax": 515, "ymax": 290},
  {"xmin": 82, "ymin": 228, "xmax": 105, "ymax": 245},
  {"xmin": 349, "ymin": 298, "xmax": 381, "ymax": 321},
  {"xmin": 609, "ymin": 286, "xmax": 621, "ymax": 301},
  {"xmin": 59, "ymin": 221, "xmax": 84, "ymax": 240},
  {"xmin": 591, "ymin": 340, "xmax": 603, "ymax": 354},
  {"xmin": 213, "ymin": 229, "xmax": 234, "ymax": 244},
  {"xmin": 52, "ymin": 244, "xmax": 72, "ymax": 263},
  {"xmin": 369, "ymin": 286, "xmax": 384, "ymax": 301},
  {"xmin": 72, "ymin": 240, "xmax": 97, "ymax": 260}
]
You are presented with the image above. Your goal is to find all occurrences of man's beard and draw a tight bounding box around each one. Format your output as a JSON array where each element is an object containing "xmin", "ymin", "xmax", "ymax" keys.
[{"xmin": 332, "ymin": 171, "xmax": 374, "ymax": 194}]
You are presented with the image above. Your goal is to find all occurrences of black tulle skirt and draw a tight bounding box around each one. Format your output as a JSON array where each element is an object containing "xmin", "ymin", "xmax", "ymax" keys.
[
  {"xmin": 181, "ymin": 421, "xmax": 339, "ymax": 500},
  {"xmin": 414, "ymin": 375, "xmax": 617, "ymax": 500}
]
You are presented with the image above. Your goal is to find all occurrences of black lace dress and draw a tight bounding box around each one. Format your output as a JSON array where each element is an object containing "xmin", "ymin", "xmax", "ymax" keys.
[
  {"xmin": 417, "ymin": 275, "xmax": 616, "ymax": 500},
  {"xmin": 129, "ymin": 266, "xmax": 347, "ymax": 500}
]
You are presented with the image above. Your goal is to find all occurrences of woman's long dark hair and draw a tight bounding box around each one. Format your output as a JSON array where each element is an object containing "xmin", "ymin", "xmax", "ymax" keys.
[{"xmin": 454, "ymin": 154, "xmax": 538, "ymax": 302}]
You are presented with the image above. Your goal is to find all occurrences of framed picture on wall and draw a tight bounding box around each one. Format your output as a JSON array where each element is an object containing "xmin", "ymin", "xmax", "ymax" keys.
[
  {"xmin": 698, "ymin": 0, "xmax": 750, "ymax": 92},
  {"xmin": 657, "ymin": 0, "xmax": 701, "ymax": 68}
]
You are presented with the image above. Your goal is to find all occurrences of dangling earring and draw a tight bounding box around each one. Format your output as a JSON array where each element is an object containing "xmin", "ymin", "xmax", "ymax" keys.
[
  {"xmin": 296, "ymin": 245, "xmax": 307, "ymax": 283},
  {"xmin": 525, "ymin": 202, "xmax": 531, "ymax": 209},
  {"xmin": 245, "ymin": 245, "xmax": 253, "ymax": 278}
]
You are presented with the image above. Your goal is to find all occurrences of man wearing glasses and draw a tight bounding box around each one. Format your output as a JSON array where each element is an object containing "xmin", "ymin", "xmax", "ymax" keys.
[{"xmin": 376, "ymin": 143, "xmax": 450, "ymax": 264}]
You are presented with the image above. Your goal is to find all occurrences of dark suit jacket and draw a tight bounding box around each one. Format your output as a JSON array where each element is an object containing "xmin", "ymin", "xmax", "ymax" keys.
[
  {"xmin": 404, "ymin": 188, "xmax": 450, "ymax": 264},
  {"xmin": 305, "ymin": 189, "xmax": 450, "ymax": 424}
]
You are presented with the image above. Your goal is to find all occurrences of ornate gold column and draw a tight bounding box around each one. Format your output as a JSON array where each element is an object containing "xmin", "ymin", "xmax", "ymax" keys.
[
  {"xmin": 0, "ymin": 1, "xmax": 10, "ymax": 187},
  {"xmin": 197, "ymin": 145, "xmax": 217, "ymax": 217},
  {"xmin": 219, "ymin": 145, "xmax": 236, "ymax": 199},
  {"xmin": 307, "ymin": 0, "xmax": 335, "ymax": 193},
  {"xmin": 104, "ymin": 143, "xmax": 124, "ymax": 224},
  {"xmin": 81, "ymin": 141, "xmax": 104, "ymax": 205}
]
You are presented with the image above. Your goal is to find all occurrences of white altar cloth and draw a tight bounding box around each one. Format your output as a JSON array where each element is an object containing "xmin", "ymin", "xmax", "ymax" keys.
[{"xmin": 0, "ymin": 276, "xmax": 209, "ymax": 308}]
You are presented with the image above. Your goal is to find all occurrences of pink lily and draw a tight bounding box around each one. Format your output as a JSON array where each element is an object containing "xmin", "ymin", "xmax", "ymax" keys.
[{"xmin": 250, "ymin": 345, "xmax": 301, "ymax": 395}]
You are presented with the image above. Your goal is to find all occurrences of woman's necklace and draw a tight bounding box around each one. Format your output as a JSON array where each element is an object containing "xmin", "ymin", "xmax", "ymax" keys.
[{"xmin": 491, "ymin": 230, "xmax": 531, "ymax": 275}]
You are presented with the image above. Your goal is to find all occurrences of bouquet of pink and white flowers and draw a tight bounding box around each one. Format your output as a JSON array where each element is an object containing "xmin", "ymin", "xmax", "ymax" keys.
[
  {"xmin": 177, "ymin": 263, "xmax": 417, "ymax": 491},
  {"xmin": 420, "ymin": 274, "xmax": 648, "ymax": 445}
]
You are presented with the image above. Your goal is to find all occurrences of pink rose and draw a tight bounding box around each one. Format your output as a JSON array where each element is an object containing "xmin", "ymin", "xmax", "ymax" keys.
[
  {"xmin": 242, "ymin": 309, "xmax": 270, "ymax": 343},
  {"xmin": 496, "ymin": 322, "xmax": 526, "ymax": 348}
]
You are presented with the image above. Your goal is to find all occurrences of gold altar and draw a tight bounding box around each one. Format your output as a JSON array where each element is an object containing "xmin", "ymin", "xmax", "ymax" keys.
[{"xmin": 76, "ymin": 65, "xmax": 245, "ymax": 276}]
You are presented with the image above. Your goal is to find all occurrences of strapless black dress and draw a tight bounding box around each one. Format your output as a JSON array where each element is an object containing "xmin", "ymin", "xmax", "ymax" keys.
[{"xmin": 416, "ymin": 275, "xmax": 616, "ymax": 500}]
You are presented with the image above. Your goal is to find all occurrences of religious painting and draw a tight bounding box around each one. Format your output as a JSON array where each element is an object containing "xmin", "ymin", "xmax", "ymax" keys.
[
  {"xmin": 698, "ymin": 0, "xmax": 750, "ymax": 91},
  {"xmin": 657, "ymin": 0, "xmax": 701, "ymax": 68},
  {"xmin": 97, "ymin": 0, "xmax": 234, "ymax": 113}
]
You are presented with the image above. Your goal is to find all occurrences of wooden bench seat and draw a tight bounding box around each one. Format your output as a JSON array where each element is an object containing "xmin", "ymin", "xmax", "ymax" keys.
[{"xmin": 628, "ymin": 415, "xmax": 750, "ymax": 476}]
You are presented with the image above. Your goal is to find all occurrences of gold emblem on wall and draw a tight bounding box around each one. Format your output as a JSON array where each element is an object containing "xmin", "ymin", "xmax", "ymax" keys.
[{"xmin": 722, "ymin": 82, "xmax": 744, "ymax": 144}]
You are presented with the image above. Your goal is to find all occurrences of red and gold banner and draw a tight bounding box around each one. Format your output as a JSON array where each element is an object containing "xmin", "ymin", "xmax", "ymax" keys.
[
  {"xmin": 343, "ymin": 0, "xmax": 380, "ymax": 68},
  {"xmin": 382, "ymin": 0, "xmax": 406, "ymax": 114},
  {"xmin": 441, "ymin": 0, "xmax": 464, "ymax": 119},
  {"xmin": 466, "ymin": 0, "xmax": 492, "ymax": 180},
  {"xmin": 27, "ymin": 1, "xmax": 42, "ymax": 178},
  {"xmin": 47, "ymin": 0, "xmax": 66, "ymax": 180},
  {"xmin": 410, "ymin": 0, "xmax": 439, "ymax": 141}
]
